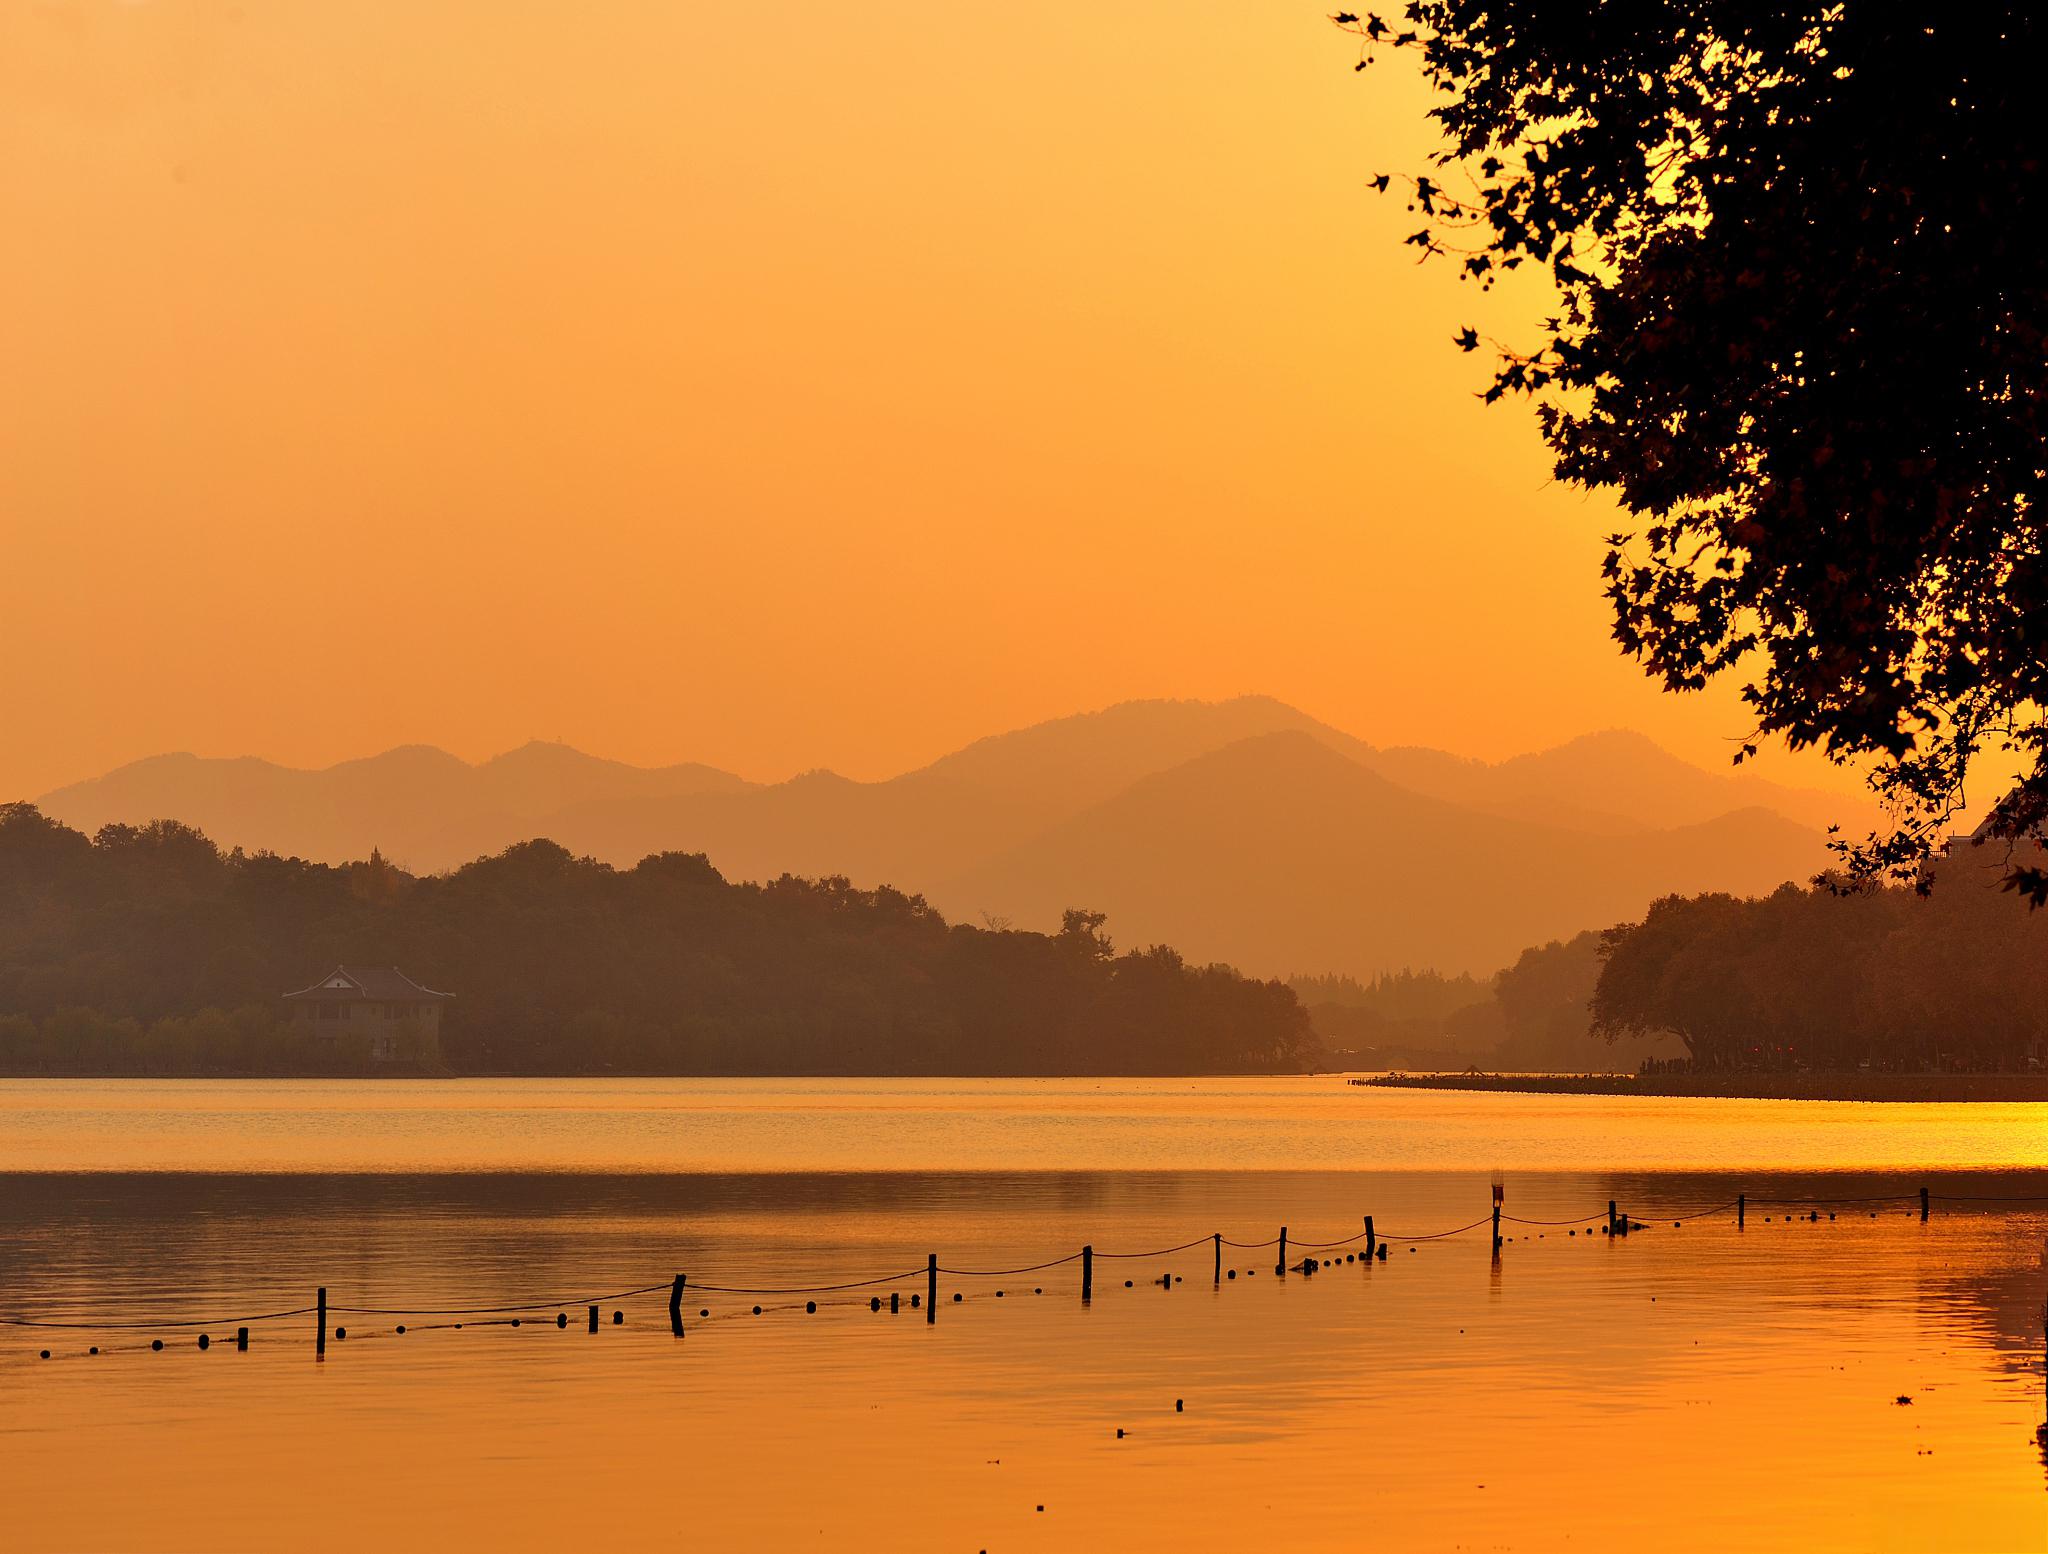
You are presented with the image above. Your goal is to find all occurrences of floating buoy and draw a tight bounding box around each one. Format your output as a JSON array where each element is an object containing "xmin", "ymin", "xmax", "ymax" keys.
[
  {"xmin": 335, "ymin": 1327, "xmax": 347, "ymax": 1340},
  {"xmin": 197, "ymin": 1334, "xmax": 210, "ymax": 1350},
  {"xmin": 613, "ymin": 1310, "xmax": 623, "ymax": 1325},
  {"xmin": 556, "ymin": 1313, "xmax": 568, "ymax": 1328},
  {"xmin": 151, "ymin": 1340, "xmax": 163, "ymax": 1351},
  {"xmin": 39, "ymin": 1349, "xmax": 49, "ymax": 1360},
  {"xmin": 397, "ymin": 1325, "xmax": 406, "ymax": 1334},
  {"xmin": 751, "ymin": 1306, "xmax": 762, "ymax": 1316},
  {"xmin": 1174, "ymin": 1399, "xmax": 1184, "ymax": 1413},
  {"xmin": 871, "ymin": 1297, "xmax": 882, "ymax": 1311},
  {"xmin": 806, "ymin": 1301, "xmax": 817, "ymax": 1314}
]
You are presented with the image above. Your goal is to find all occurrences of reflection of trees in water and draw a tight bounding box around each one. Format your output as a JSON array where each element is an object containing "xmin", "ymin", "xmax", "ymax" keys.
[{"xmin": 1601, "ymin": 1169, "xmax": 2048, "ymax": 1369}]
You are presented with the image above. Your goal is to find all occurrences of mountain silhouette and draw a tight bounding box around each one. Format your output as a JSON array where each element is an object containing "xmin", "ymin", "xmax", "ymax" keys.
[
  {"xmin": 38, "ymin": 741, "xmax": 744, "ymax": 871},
  {"xmin": 932, "ymin": 730, "xmax": 1831, "ymax": 975},
  {"xmin": 36, "ymin": 697, "xmax": 1852, "ymax": 974}
]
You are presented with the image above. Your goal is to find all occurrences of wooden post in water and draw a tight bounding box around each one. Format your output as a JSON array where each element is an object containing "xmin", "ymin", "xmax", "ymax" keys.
[
  {"xmin": 1213, "ymin": 1232, "xmax": 1221, "ymax": 1284},
  {"xmin": 1082, "ymin": 1245, "xmax": 1093, "ymax": 1302},
  {"xmin": 1279, "ymin": 1227, "xmax": 1288, "ymax": 1275},
  {"xmin": 927, "ymin": 1253, "xmax": 937, "ymax": 1324},
  {"xmin": 1738, "ymin": 1193, "xmax": 1745, "ymax": 1229},
  {"xmin": 588, "ymin": 1304, "xmax": 598, "ymax": 1334},
  {"xmin": 1920, "ymin": 1186, "xmax": 1930, "ymax": 1222},
  {"xmin": 1491, "ymin": 1202, "xmax": 1502, "ymax": 1254},
  {"xmin": 316, "ymin": 1287, "xmax": 326, "ymax": 1358},
  {"xmin": 669, "ymin": 1274, "xmax": 686, "ymax": 1337},
  {"xmin": 1607, "ymin": 1201, "xmax": 1618, "ymax": 1237},
  {"xmin": 1364, "ymin": 1216, "xmax": 1375, "ymax": 1260},
  {"xmin": 236, "ymin": 1326, "xmax": 248, "ymax": 1352}
]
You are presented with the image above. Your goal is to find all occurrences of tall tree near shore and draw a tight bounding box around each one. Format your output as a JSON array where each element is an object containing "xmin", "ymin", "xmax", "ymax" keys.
[{"xmin": 1341, "ymin": 3, "xmax": 2048, "ymax": 900}]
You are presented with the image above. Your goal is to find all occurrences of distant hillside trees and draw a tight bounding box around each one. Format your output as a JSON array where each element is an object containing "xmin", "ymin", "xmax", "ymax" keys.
[
  {"xmin": 1592, "ymin": 849, "xmax": 2048, "ymax": 1071},
  {"xmin": 1291, "ymin": 949, "xmax": 1675, "ymax": 1071},
  {"xmin": 0, "ymin": 804, "xmax": 1316, "ymax": 1077},
  {"xmin": 1288, "ymin": 969, "xmax": 1502, "ymax": 1061},
  {"xmin": 1288, "ymin": 969, "xmax": 1489, "ymax": 1018}
]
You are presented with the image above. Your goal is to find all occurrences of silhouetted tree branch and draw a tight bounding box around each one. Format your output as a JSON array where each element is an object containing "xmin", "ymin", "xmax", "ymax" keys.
[{"xmin": 1339, "ymin": 3, "xmax": 2048, "ymax": 901}]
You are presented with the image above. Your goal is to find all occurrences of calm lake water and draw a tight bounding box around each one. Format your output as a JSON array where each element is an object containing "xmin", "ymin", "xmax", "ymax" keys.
[{"xmin": 3, "ymin": 1078, "xmax": 2045, "ymax": 1552}]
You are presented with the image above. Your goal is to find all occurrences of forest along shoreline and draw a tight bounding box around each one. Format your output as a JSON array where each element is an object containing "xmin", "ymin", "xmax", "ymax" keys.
[{"xmin": 1360, "ymin": 1072, "xmax": 2048, "ymax": 1102}]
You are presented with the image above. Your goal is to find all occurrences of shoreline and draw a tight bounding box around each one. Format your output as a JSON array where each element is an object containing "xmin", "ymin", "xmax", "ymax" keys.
[{"xmin": 1358, "ymin": 1071, "xmax": 2048, "ymax": 1103}]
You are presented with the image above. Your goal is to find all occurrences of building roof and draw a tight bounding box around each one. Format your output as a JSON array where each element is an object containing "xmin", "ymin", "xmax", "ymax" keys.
[{"xmin": 282, "ymin": 965, "xmax": 453, "ymax": 1001}]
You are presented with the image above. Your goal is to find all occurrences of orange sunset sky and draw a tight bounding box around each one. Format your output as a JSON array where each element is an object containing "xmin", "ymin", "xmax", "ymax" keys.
[{"xmin": 1, "ymin": 1, "xmax": 1865, "ymax": 802}]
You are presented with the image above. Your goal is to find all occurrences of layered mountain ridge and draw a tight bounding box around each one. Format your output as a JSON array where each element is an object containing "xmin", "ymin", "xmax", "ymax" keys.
[{"xmin": 33, "ymin": 696, "xmax": 1855, "ymax": 976}]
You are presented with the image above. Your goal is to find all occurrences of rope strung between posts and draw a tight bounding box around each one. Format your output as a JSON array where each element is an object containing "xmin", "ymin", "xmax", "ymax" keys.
[
  {"xmin": 328, "ymin": 1281, "xmax": 673, "ymax": 1316},
  {"xmin": 1928, "ymin": 1192, "xmax": 2048, "ymax": 1203},
  {"xmin": 938, "ymin": 1253, "xmax": 1086, "ymax": 1277},
  {"xmin": 1500, "ymin": 1211, "xmax": 1611, "ymax": 1226},
  {"xmin": 6, "ymin": 1185, "xmax": 2039, "ymax": 1336},
  {"xmin": 1754, "ymin": 1193, "xmax": 1920, "ymax": 1206},
  {"xmin": 0, "ymin": 1305, "xmax": 317, "ymax": 1331},
  {"xmin": 1375, "ymin": 1215, "xmax": 1496, "ymax": 1243},
  {"xmin": 1094, "ymin": 1236, "xmax": 1214, "ymax": 1260},
  {"xmin": 1285, "ymin": 1227, "xmax": 1374, "ymax": 1250},
  {"xmin": 686, "ymin": 1268, "xmax": 930, "ymax": 1295},
  {"xmin": 1501, "ymin": 1198, "xmax": 1742, "ymax": 1226}
]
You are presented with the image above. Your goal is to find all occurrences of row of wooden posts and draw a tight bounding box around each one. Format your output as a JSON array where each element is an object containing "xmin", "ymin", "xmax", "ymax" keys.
[{"xmin": 294, "ymin": 1188, "xmax": 1958, "ymax": 1356}]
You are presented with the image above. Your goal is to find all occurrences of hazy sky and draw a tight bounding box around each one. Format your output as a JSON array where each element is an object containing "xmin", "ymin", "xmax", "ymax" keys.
[{"xmin": 0, "ymin": 1, "xmax": 1864, "ymax": 798}]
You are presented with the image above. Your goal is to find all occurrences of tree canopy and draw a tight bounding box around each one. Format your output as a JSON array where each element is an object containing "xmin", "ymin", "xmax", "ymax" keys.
[
  {"xmin": 1341, "ymin": 3, "xmax": 2048, "ymax": 900},
  {"xmin": 1591, "ymin": 842, "xmax": 2048, "ymax": 1070},
  {"xmin": 0, "ymin": 804, "xmax": 1316, "ymax": 1077}
]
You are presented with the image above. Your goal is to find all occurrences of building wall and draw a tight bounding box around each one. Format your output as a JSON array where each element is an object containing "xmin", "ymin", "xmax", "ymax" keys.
[{"xmin": 289, "ymin": 1000, "xmax": 442, "ymax": 1061}]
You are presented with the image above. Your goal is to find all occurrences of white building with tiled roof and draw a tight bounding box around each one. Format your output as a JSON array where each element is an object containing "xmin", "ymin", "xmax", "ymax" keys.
[{"xmin": 282, "ymin": 965, "xmax": 450, "ymax": 1061}]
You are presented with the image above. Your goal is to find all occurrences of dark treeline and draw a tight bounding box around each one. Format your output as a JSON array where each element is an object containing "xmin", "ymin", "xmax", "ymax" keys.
[
  {"xmin": 0, "ymin": 804, "xmax": 1315, "ymax": 1076},
  {"xmin": 1284, "ymin": 968, "xmax": 1499, "ymax": 1057},
  {"xmin": 1287, "ymin": 969, "xmax": 1490, "ymax": 1019},
  {"xmin": 1290, "ymin": 944, "xmax": 1674, "ymax": 1071},
  {"xmin": 1593, "ymin": 846, "xmax": 2048, "ymax": 1072}
]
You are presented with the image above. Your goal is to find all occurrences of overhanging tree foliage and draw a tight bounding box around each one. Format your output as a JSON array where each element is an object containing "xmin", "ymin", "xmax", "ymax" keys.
[{"xmin": 1339, "ymin": 3, "xmax": 2048, "ymax": 900}]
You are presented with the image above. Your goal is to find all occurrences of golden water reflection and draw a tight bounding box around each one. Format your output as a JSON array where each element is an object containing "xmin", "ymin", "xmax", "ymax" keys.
[{"xmin": 2, "ymin": 1082, "xmax": 2045, "ymax": 1550}]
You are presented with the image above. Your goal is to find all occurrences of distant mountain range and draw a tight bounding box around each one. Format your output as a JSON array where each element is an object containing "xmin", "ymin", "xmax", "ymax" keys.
[{"xmin": 33, "ymin": 696, "xmax": 1858, "ymax": 976}]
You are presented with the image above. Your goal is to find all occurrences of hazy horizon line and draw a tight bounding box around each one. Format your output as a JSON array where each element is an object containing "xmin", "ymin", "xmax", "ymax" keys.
[{"xmin": 31, "ymin": 692, "xmax": 1842, "ymax": 801}]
